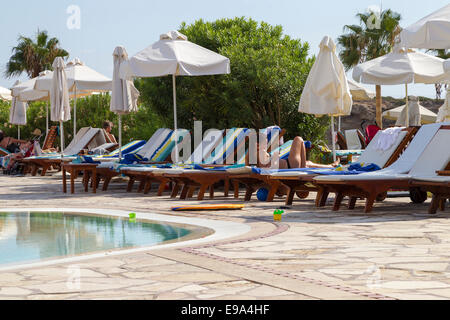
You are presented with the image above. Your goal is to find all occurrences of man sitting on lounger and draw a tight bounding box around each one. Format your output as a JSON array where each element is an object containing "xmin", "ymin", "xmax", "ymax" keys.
[
  {"xmin": 250, "ymin": 136, "xmax": 340, "ymax": 169},
  {"xmin": 103, "ymin": 121, "xmax": 117, "ymax": 144}
]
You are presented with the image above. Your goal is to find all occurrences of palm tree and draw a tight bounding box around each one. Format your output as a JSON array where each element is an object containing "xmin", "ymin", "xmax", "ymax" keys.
[
  {"xmin": 337, "ymin": 9, "xmax": 402, "ymax": 128},
  {"xmin": 5, "ymin": 30, "xmax": 69, "ymax": 79}
]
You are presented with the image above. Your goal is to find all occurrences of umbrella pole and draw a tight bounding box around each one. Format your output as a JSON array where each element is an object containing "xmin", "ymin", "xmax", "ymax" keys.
[
  {"xmin": 331, "ymin": 116, "xmax": 336, "ymax": 162},
  {"xmin": 338, "ymin": 116, "xmax": 341, "ymax": 132},
  {"xmin": 405, "ymin": 84, "xmax": 409, "ymax": 127},
  {"xmin": 46, "ymin": 101, "xmax": 49, "ymax": 134},
  {"xmin": 60, "ymin": 121, "xmax": 65, "ymax": 156},
  {"xmin": 118, "ymin": 114, "xmax": 122, "ymax": 160},
  {"xmin": 18, "ymin": 126, "xmax": 20, "ymax": 140},
  {"xmin": 74, "ymin": 88, "xmax": 77, "ymax": 138},
  {"xmin": 172, "ymin": 74, "xmax": 179, "ymax": 163}
]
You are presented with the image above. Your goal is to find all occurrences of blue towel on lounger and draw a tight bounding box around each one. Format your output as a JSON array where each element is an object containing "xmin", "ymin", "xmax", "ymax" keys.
[
  {"xmin": 119, "ymin": 153, "xmax": 148, "ymax": 165},
  {"xmin": 72, "ymin": 156, "xmax": 101, "ymax": 164}
]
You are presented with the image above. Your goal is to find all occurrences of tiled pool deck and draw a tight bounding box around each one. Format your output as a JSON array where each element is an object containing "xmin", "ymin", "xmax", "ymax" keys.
[{"xmin": 1, "ymin": 174, "xmax": 450, "ymax": 300}]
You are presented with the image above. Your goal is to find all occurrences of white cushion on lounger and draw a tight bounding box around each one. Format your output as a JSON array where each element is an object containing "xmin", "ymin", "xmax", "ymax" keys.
[
  {"xmin": 64, "ymin": 128, "xmax": 101, "ymax": 156},
  {"xmin": 270, "ymin": 171, "xmax": 310, "ymax": 177},
  {"xmin": 357, "ymin": 130, "xmax": 407, "ymax": 167},
  {"xmin": 226, "ymin": 166, "xmax": 253, "ymax": 174}
]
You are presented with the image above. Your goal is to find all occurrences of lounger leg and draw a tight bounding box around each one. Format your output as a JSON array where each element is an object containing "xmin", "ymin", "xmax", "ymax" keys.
[
  {"xmin": 92, "ymin": 169, "xmax": 97, "ymax": 194},
  {"xmin": 316, "ymin": 187, "xmax": 329, "ymax": 207},
  {"xmin": 83, "ymin": 171, "xmax": 89, "ymax": 192},
  {"xmin": 244, "ymin": 186, "xmax": 254, "ymax": 202},
  {"xmin": 286, "ymin": 188, "xmax": 296, "ymax": 206},
  {"xmin": 209, "ymin": 185, "xmax": 215, "ymax": 199},
  {"xmin": 224, "ymin": 178, "xmax": 229, "ymax": 197},
  {"xmin": 103, "ymin": 177, "xmax": 112, "ymax": 191},
  {"xmin": 348, "ymin": 197, "xmax": 357, "ymax": 210},
  {"xmin": 171, "ymin": 182, "xmax": 180, "ymax": 198},
  {"xmin": 41, "ymin": 164, "xmax": 50, "ymax": 176},
  {"xmin": 127, "ymin": 177, "xmax": 135, "ymax": 192},
  {"xmin": 364, "ymin": 194, "xmax": 377, "ymax": 213},
  {"xmin": 31, "ymin": 165, "xmax": 38, "ymax": 176},
  {"xmin": 428, "ymin": 194, "xmax": 439, "ymax": 214},
  {"xmin": 157, "ymin": 182, "xmax": 166, "ymax": 196},
  {"xmin": 197, "ymin": 185, "xmax": 208, "ymax": 201},
  {"xmin": 267, "ymin": 181, "xmax": 280, "ymax": 202},
  {"xmin": 180, "ymin": 185, "xmax": 189, "ymax": 199},
  {"xmin": 439, "ymin": 197, "xmax": 446, "ymax": 212},
  {"xmin": 137, "ymin": 179, "xmax": 145, "ymax": 193},
  {"xmin": 70, "ymin": 169, "xmax": 76, "ymax": 194},
  {"xmin": 187, "ymin": 187, "xmax": 196, "ymax": 199},
  {"xmin": 233, "ymin": 180, "xmax": 240, "ymax": 198},
  {"xmin": 143, "ymin": 180, "xmax": 152, "ymax": 194},
  {"xmin": 333, "ymin": 192, "xmax": 345, "ymax": 211},
  {"xmin": 62, "ymin": 166, "xmax": 67, "ymax": 193}
]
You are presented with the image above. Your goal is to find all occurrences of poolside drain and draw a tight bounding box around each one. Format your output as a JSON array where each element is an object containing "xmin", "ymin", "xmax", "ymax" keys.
[{"xmin": 180, "ymin": 222, "xmax": 396, "ymax": 300}]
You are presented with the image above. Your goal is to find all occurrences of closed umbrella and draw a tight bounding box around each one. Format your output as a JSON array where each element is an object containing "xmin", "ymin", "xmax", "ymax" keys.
[
  {"xmin": 299, "ymin": 36, "xmax": 353, "ymax": 161},
  {"xmin": 50, "ymin": 57, "xmax": 71, "ymax": 153},
  {"xmin": 36, "ymin": 58, "xmax": 112, "ymax": 138},
  {"xmin": 111, "ymin": 46, "xmax": 140, "ymax": 160},
  {"xmin": 0, "ymin": 86, "xmax": 12, "ymax": 101},
  {"xmin": 119, "ymin": 30, "xmax": 230, "ymax": 162},
  {"xmin": 437, "ymin": 90, "xmax": 450, "ymax": 122},
  {"xmin": 383, "ymin": 97, "xmax": 437, "ymax": 125},
  {"xmin": 9, "ymin": 80, "xmax": 28, "ymax": 139},
  {"xmin": 353, "ymin": 47, "xmax": 445, "ymax": 127}
]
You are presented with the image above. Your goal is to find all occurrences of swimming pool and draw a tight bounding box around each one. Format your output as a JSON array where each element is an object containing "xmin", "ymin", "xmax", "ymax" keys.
[{"xmin": 0, "ymin": 211, "xmax": 212, "ymax": 267}]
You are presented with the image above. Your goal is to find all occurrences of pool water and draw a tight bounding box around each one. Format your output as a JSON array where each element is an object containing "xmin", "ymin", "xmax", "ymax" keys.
[{"xmin": 0, "ymin": 211, "xmax": 196, "ymax": 266}]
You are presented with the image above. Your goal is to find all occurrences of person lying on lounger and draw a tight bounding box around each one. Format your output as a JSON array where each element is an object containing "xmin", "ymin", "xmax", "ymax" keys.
[
  {"xmin": 0, "ymin": 130, "xmax": 29, "ymax": 153},
  {"xmin": 249, "ymin": 136, "xmax": 340, "ymax": 169}
]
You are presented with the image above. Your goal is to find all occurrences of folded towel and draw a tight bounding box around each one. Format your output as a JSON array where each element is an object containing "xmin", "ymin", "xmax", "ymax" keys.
[
  {"xmin": 376, "ymin": 127, "xmax": 405, "ymax": 151},
  {"xmin": 72, "ymin": 156, "xmax": 101, "ymax": 164},
  {"xmin": 119, "ymin": 153, "xmax": 148, "ymax": 165}
]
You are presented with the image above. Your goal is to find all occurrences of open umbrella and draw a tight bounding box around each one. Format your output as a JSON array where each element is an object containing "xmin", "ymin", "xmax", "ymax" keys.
[
  {"xmin": 50, "ymin": 57, "xmax": 71, "ymax": 153},
  {"xmin": 9, "ymin": 80, "xmax": 28, "ymax": 139},
  {"xmin": 119, "ymin": 30, "xmax": 230, "ymax": 162},
  {"xmin": 400, "ymin": 4, "xmax": 450, "ymax": 49},
  {"xmin": 0, "ymin": 86, "xmax": 12, "ymax": 101},
  {"xmin": 111, "ymin": 46, "xmax": 140, "ymax": 160},
  {"xmin": 383, "ymin": 97, "xmax": 437, "ymax": 125},
  {"xmin": 353, "ymin": 47, "xmax": 445, "ymax": 127},
  {"xmin": 299, "ymin": 36, "xmax": 353, "ymax": 161},
  {"xmin": 12, "ymin": 71, "xmax": 51, "ymax": 133},
  {"xmin": 36, "ymin": 58, "xmax": 112, "ymax": 138}
]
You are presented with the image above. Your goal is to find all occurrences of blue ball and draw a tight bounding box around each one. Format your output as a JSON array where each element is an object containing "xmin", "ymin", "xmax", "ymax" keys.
[{"xmin": 257, "ymin": 188, "xmax": 269, "ymax": 201}]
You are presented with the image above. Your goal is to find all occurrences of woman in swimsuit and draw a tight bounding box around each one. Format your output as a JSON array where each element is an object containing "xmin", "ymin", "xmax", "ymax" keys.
[{"xmin": 0, "ymin": 130, "xmax": 28, "ymax": 152}]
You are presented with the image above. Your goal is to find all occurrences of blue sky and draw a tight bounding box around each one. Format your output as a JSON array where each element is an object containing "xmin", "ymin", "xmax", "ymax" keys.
[{"xmin": 0, "ymin": 0, "xmax": 448, "ymax": 99}]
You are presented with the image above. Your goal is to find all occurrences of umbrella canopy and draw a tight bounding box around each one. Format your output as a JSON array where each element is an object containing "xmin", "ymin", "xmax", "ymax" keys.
[
  {"xmin": 299, "ymin": 36, "xmax": 352, "ymax": 160},
  {"xmin": 0, "ymin": 86, "xmax": 12, "ymax": 101},
  {"xmin": 353, "ymin": 47, "xmax": 446, "ymax": 85},
  {"xmin": 12, "ymin": 71, "xmax": 50, "ymax": 102},
  {"xmin": 9, "ymin": 81, "xmax": 27, "ymax": 126},
  {"xmin": 118, "ymin": 30, "xmax": 230, "ymax": 162},
  {"xmin": 400, "ymin": 4, "xmax": 450, "ymax": 49},
  {"xmin": 348, "ymin": 79, "xmax": 375, "ymax": 101},
  {"xmin": 36, "ymin": 58, "xmax": 112, "ymax": 137},
  {"xmin": 111, "ymin": 46, "xmax": 140, "ymax": 159},
  {"xmin": 120, "ymin": 31, "xmax": 230, "ymax": 79},
  {"xmin": 383, "ymin": 97, "xmax": 437, "ymax": 125}
]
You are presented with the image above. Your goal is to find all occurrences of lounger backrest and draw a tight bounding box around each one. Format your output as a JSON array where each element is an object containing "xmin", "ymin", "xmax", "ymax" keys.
[
  {"xmin": 384, "ymin": 122, "xmax": 446, "ymax": 174},
  {"xmin": 186, "ymin": 129, "xmax": 225, "ymax": 164},
  {"xmin": 357, "ymin": 130, "xmax": 408, "ymax": 168},
  {"xmin": 63, "ymin": 128, "xmax": 101, "ymax": 156},
  {"xmin": 102, "ymin": 140, "xmax": 146, "ymax": 158},
  {"xmin": 64, "ymin": 127, "xmax": 91, "ymax": 152},
  {"xmin": 205, "ymin": 128, "xmax": 250, "ymax": 165},
  {"xmin": 409, "ymin": 127, "xmax": 450, "ymax": 177},
  {"xmin": 271, "ymin": 140, "xmax": 293, "ymax": 160},
  {"xmin": 137, "ymin": 128, "xmax": 172, "ymax": 159},
  {"xmin": 149, "ymin": 129, "xmax": 189, "ymax": 162},
  {"xmin": 87, "ymin": 129, "xmax": 108, "ymax": 150},
  {"xmin": 345, "ymin": 129, "xmax": 362, "ymax": 150}
]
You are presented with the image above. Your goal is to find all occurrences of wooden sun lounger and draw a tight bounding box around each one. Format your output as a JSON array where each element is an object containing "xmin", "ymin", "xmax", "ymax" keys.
[
  {"xmin": 42, "ymin": 126, "xmax": 58, "ymax": 151},
  {"xmin": 313, "ymin": 125, "xmax": 450, "ymax": 213},
  {"xmin": 267, "ymin": 126, "xmax": 418, "ymax": 206}
]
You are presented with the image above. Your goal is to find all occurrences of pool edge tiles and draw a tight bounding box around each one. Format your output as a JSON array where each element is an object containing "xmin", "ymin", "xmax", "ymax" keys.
[{"xmin": 0, "ymin": 208, "xmax": 251, "ymax": 272}]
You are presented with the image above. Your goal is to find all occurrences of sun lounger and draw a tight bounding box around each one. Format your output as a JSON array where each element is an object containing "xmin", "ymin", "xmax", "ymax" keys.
[
  {"xmin": 21, "ymin": 127, "xmax": 105, "ymax": 176},
  {"xmin": 41, "ymin": 126, "xmax": 58, "ymax": 151},
  {"xmin": 313, "ymin": 124, "xmax": 450, "ymax": 213}
]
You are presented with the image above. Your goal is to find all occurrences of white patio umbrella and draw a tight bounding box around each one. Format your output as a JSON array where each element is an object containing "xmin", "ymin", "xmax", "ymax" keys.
[
  {"xmin": 437, "ymin": 89, "xmax": 450, "ymax": 122},
  {"xmin": 400, "ymin": 4, "xmax": 450, "ymax": 50},
  {"xmin": 50, "ymin": 57, "xmax": 71, "ymax": 153},
  {"xmin": 12, "ymin": 71, "xmax": 51, "ymax": 133},
  {"xmin": 36, "ymin": 58, "xmax": 112, "ymax": 138},
  {"xmin": 353, "ymin": 47, "xmax": 445, "ymax": 127},
  {"xmin": 111, "ymin": 46, "xmax": 140, "ymax": 160},
  {"xmin": 0, "ymin": 86, "xmax": 12, "ymax": 101},
  {"xmin": 348, "ymin": 79, "xmax": 375, "ymax": 100},
  {"xmin": 383, "ymin": 97, "xmax": 437, "ymax": 125},
  {"xmin": 299, "ymin": 36, "xmax": 353, "ymax": 161},
  {"xmin": 9, "ymin": 80, "xmax": 28, "ymax": 139},
  {"xmin": 119, "ymin": 30, "xmax": 230, "ymax": 162}
]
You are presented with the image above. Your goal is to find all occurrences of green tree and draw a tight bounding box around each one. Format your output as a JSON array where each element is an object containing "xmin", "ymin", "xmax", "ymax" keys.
[
  {"xmin": 5, "ymin": 30, "xmax": 69, "ymax": 79},
  {"xmin": 337, "ymin": 9, "xmax": 401, "ymax": 128},
  {"xmin": 136, "ymin": 17, "xmax": 328, "ymax": 142}
]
